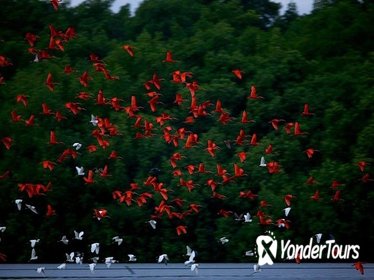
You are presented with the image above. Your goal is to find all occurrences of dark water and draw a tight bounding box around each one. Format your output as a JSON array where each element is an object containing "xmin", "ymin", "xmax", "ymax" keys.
[{"xmin": 0, "ymin": 263, "xmax": 372, "ymax": 279}]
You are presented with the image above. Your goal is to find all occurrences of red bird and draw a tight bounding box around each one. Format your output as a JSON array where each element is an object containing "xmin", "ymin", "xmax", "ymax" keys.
[
  {"xmin": 305, "ymin": 148, "xmax": 319, "ymax": 159},
  {"xmin": 332, "ymin": 190, "xmax": 342, "ymax": 202},
  {"xmin": 265, "ymin": 144, "xmax": 273, "ymax": 154},
  {"xmin": 249, "ymin": 133, "xmax": 258, "ymax": 146},
  {"xmin": 49, "ymin": 131, "xmax": 63, "ymax": 145},
  {"xmin": 267, "ymin": 161, "xmax": 280, "ymax": 174},
  {"xmin": 94, "ymin": 208, "xmax": 108, "ymax": 220},
  {"xmin": 239, "ymin": 190, "xmax": 258, "ymax": 200},
  {"xmin": 41, "ymin": 160, "xmax": 56, "ymax": 171},
  {"xmin": 301, "ymin": 103, "xmax": 314, "ymax": 116},
  {"xmin": 41, "ymin": 103, "xmax": 53, "ymax": 115},
  {"xmin": 294, "ymin": 122, "xmax": 307, "ymax": 136},
  {"xmin": 269, "ymin": 119, "xmax": 285, "ymax": 130},
  {"xmin": 238, "ymin": 152, "xmax": 246, "ymax": 163},
  {"xmin": 45, "ymin": 72, "xmax": 57, "ymax": 91},
  {"xmin": 16, "ymin": 95, "xmax": 28, "ymax": 107},
  {"xmin": 1, "ymin": 137, "xmax": 13, "ymax": 150},
  {"xmin": 46, "ymin": 204, "xmax": 56, "ymax": 217},
  {"xmin": 357, "ymin": 161, "xmax": 367, "ymax": 172},
  {"xmin": 11, "ymin": 111, "xmax": 22, "ymax": 122},
  {"xmin": 83, "ymin": 170, "xmax": 94, "ymax": 184},
  {"xmin": 163, "ymin": 50, "xmax": 176, "ymax": 63},
  {"xmin": 353, "ymin": 261, "xmax": 364, "ymax": 275},
  {"xmin": 50, "ymin": 0, "xmax": 61, "ymax": 11},
  {"xmin": 176, "ymin": 225, "xmax": 187, "ymax": 236},
  {"xmin": 79, "ymin": 71, "xmax": 92, "ymax": 87},
  {"xmin": 25, "ymin": 32, "xmax": 39, "ymax": 47},
  {"xmin": 310, "ymin": 190, "xmax": 320, "ymax": 201},
  {"xmin": 284, "ymin": 194, "xmax": 296, "ymax": 206},
  {"xmin": 64, "ymin": 65, "xmax": 74, "ymax": 74},
  {"xmin": 248, "ymin": 85, "xmax": 263, "ymax": 99},
  {"xmin": 122, "ymin": 44, "xmax": 134, "ymax": 57},
  {"xmin": 241, "ymin": 110, "xmax": 255, "ymax": 124},
  {"xmin": 206, "ymin": 140, "xmax": 219, "ymax": 157},
  {"xmin": 232, "ymin": 69, "xmax": 243, "ymax": 80}
]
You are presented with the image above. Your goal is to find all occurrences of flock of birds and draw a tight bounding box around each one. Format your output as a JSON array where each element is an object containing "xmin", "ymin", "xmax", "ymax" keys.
[{"xmin": 0, "ymin": 0, "xmax": 370, "ymax": 276}]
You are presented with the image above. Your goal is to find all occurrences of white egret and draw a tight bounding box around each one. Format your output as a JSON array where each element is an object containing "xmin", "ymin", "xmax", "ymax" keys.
[
  {"xmin": 158, "ymin": 254, "xmax": 169, "ymax": 265},
  {"xmin": 74, "ymin": 230, "xmax": 84, "ymax": 240},
  {"xmin": 128, "ymin": 254, "xmax": 137, "ymax": 262},
  {"xmin": 15, "ymin": 199, "xmax": 23, "ymax": 211},
  {"xmin": 90, "ymin": 242, "xmax": 100, "ymax": 254}
]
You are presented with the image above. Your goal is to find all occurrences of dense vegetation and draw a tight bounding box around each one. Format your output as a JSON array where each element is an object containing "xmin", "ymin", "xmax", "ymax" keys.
[{"xmin": 0, "ymin": 0, "xmax": 373, "ymax": 264}]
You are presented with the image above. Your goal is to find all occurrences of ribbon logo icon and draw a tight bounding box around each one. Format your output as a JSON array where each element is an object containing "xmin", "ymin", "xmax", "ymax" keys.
[{"xmin": 256, "ymin": 232, "xmax": 277, "ymax": 265}]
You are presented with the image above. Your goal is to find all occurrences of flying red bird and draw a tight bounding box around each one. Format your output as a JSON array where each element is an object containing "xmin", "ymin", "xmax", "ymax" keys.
[
  {"xmin": 79, "ymin": 71, "xmax": 92, "ymax": 87},
  {"xmin": 310, "ymin": 190, "xmax": 320, "ymax": 201},
  {"xmin": 50, "ymin": 0, "xmax": 61, "ymax": 11},
  {"xmin": 301, "ymin": 103, "xmax": 314, "ymax": 116},
  {"xmin": 284, "ymin": 194, "xmax": 296, "ymax": 206},
  {"xmin": 45, "ymin": 72, "xmax": 57, "ymax": 91},
  {"xmin": 248, "ymin": 85, "xmax": 263, "ymax": 99},
  {"xmin": 353, "ymin": 261, "xmax": 364, "ymax": 275},
  {"xmin": 163, "ymin": 50, "xmax": 176, "ymax": 63},
  {"xmin": 305, "ymin": 148, "xmax": 319, "ymax": 159},
  {"xmin": 232, "ymin": 69, "xmax": 243, "ymax": 80},
  {"xmin": 122, "ymin": 44, "xmax": 135, "ymax": 57},
  {"xmin": 357, "ymin": 161, "xmax": 367, "ymax": 172},
  {"xmin": 1, "ymin": 137, "xmax": 13, "ymax": 150},
  {"xmin": 83, "ymin": 170, "xmax": 95, "ymax": 184},
  {"xmin": 16, "ymin": 95, "xmax": 28, "ymax": 107}
]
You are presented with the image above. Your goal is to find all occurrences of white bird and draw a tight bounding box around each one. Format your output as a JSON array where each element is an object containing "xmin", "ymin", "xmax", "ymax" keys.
[
  {"xmin": 36, "ymin": 266, "xmax": 45, "ymax": 275},
  {"xmin": 74, "ymin": 230, "xmax": 84, "ymax": 240},
  {"xmin": 0, "ymin": 226, "xmax": 6, "ymax": 233},
  {"xmin": 315, "ymin": 233, "xmax": 323, "ymax": 244},
  {"xmin": 191, "ymin": 263, "xmax": 199, "ymax": 274},
  {"xmin": 59, "ymin": 235, "xmax": 69, "ymax": 245},
  {"xmin": 245, "ymin": 250, "xmax": 254, "ymax": 257},
  {"xmin": 158, "ymin": 254, "xmax": 169, "ymax": 265},
  {"xmin": 33, "ymin": 54, "xmax": 39, "ymax": 63},
  {"xmin": 105, "ymin": 257, "xmax": 117, "ymax": 268},
  {"xmin": 90, "ymin": 114, "xmax": 98, "ymax": 126},
  {"xmin": 148, "ymin": 219, "xmax": 157, "ymax": 229},
  {"xmin": 219, "ymin": 237, "xmax": 229, "ymax": 244},
  {"xmin": 75, "ymin": 166, "xmax": 85, "ymax": 176},
  {"xmin": 253, "ymin": 264, "xmax": 262, "ymax": 272},
  {"xmin": 89, "ymin": 263, "xmax": 96, "ymax": 273},
  {"xmin": 75, "ymin": 256, "xmax": 83, "ymax": 264},
  {"xmin": 30, "ymin": 248, "xmax": 38, "ymax": 261},
  {"xmin": 128, "ymin": 254, "xmax": 137, "ymax": 262},
  {"xmin": 66, "ymin": 252, "xmax": 74, "ymax": 262},
  {"xmin": 234, "ymin": 213, "xmax": 243, "ymax": 221},
  {"xmin": 112, "ymin": 236, "xmax": 123, "ymax": 246},
  {"xmin": 244, "ymin": 212, "xmax": 252, "ymax": 223},
  {"xmin": 90, "ymin": 242, "xmax": 100, "ymax": 254},
  {"xmin": 72, "ymin": 142, "xmax": 82, "ymax": 150},
  {"xmin": 25, "ymin": 204, "xmax": 38, "ymax": 214},
  {"xmin": 57, "ymin": 263, "xmax": 66, "ymax": 269},
  {"xmin": 259, "ymin": 156, "xmax": 267, "ymax": 167},
  {"xmin": 91, "ymin": 256, "xmax": 99, "ymax": 263},
  {"xmin": 184, "ymin": 250, "xmax": 196, "ymax": 266},
  {"xmin": 15, "ymin": 199, "xmax": 23, "ymax": 211},
  {"xmin": 30, "ymin": 239, "xmax": 40, "ymax": 248},
  {"xmin": 186, "ymin": 245, "xmax": 193, "ymax": 256},
  {"xmin": 283, "ymin": 207, "xmax": 291, "ymax": 217}
]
